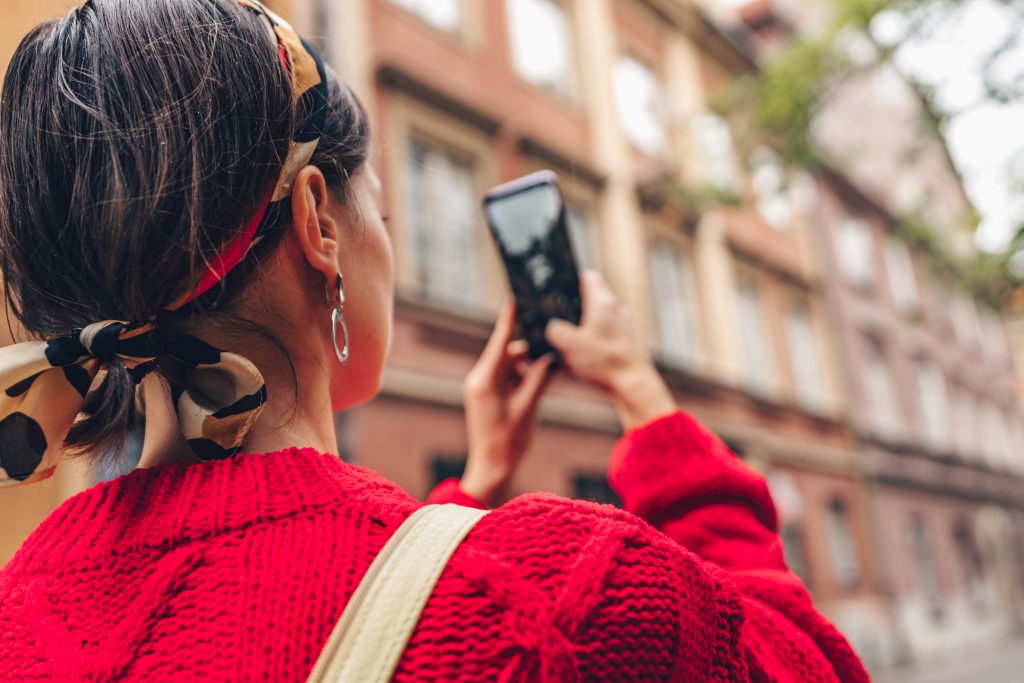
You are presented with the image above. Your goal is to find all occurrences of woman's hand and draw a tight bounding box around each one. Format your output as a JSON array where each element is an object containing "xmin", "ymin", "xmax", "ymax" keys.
[
  {"xmin": 545, "ymin": 270, "xmax": 676, "ymax": 431},
  {"xmin": 461, "ymin": 301, "xmax": 556, "ymax": 507}
]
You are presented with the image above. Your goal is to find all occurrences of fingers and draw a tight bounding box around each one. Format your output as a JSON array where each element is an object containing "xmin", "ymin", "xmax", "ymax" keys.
[
  {"xmin": 582, "ymin": 270, "xmax": 617, "ymax": 318},
  {"xmin": 467, "ymin": 301, "xmax": 518, "ymax": 394},
  {"xmin": 481, "ymin": 300, "xmax": 517, "ymax": 366},
  {"xmin": 468, "ymin": 301, "xmax": 516, "ymax": 387},
  {"xmin": 546, "ymin": 269, "xmax": 612, "ymax": 357},
  {"xmin": 511, "ymin": 353, "xmax": 555, "ymax": 416},
  {"xmin": 579, "ymin": 269, "xmax": 603, "ymax": 299},
  {"xmin": 579, "ymin": 269, "xmax": 608, "ymax": 314},
  {"xmin": 545, "ymin": 318, "xmax": 577, "ymax": 353},
  {"xmin": 506, "ymin": 339, "xmax": 530, "ymax": 359}
]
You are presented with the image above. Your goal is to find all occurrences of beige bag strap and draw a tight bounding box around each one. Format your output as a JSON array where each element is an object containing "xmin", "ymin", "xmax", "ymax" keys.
[{"xmin": 307, "ymin": 503, "xmax": 489, "ymax": 683}]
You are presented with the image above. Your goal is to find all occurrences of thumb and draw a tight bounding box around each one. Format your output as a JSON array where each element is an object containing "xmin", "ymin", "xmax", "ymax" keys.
[{"xmin": 545, "ymin": 318, "xmax": 578, "ymax": 353}]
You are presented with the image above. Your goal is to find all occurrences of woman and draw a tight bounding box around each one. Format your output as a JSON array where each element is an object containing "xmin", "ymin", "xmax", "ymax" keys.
[{"xmin": 0, "ymin": 1, "xmax": 869, "ymax": 681}]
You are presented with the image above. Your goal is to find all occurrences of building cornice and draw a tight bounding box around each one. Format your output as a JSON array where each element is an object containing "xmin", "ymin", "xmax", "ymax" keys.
[
  {"xmin": 377, "ymin": 64, "xmax": 503, "ymax": 136},
  {"xmin": 860, "ymin": 445, "xmax": 1024, "ymax": 508},
  {"xmin": 386, "ymin": 300, "xmax": 856, "ymax": 464},
  {"xmin": 637, "ymin": 0, "xmax": 759, "ymax": 73},
  {"xmin": 517, "ymin": 136, "xmax": 606, "ymax": 190}
]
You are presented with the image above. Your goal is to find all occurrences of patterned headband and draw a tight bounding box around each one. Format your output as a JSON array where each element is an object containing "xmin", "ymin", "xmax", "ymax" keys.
[{"xmin": 0, "ymin": 0, "xmax": 328, "ymax": 487}]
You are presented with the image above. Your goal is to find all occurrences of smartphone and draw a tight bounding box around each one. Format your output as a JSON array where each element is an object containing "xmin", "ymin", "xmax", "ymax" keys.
[{"xmin": 483, "ymin": 170, "xmax": 583, "ymax": 359}]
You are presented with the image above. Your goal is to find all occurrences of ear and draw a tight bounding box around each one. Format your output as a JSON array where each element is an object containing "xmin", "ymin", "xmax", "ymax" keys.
[{"xmin": 289, "ymin": 165, "xmax": 340, "ymax": 281}]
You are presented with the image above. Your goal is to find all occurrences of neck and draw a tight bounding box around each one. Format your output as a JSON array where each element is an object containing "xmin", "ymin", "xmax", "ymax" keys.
[
  {"xmin": 138, "ymin": 347, "xmax": 339, "ymax": 469},
  {"xmin": 243, "ymin": 348, "xmax": 340, "ymax": 456}
]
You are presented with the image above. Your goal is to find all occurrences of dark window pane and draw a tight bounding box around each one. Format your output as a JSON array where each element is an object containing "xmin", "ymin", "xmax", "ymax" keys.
[
  {"xmin": 826, "ymin": 497, "xmax": 861, "ymax": 589},
  {"xmin": 430, "ymin": 454, "xmax": 467, "ymax": 489},
  {"xmin": 573, "ymin": 473, "xmax": 621, "ymax": 507}
]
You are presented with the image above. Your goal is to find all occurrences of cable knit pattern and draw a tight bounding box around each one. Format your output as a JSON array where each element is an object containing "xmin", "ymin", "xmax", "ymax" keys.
[{"xmin": 0, "ymin": 411, "xmax": 869, "ymax": 681}]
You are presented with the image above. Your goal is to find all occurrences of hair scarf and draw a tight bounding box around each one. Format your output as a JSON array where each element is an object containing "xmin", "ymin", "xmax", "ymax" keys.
[{"xmin": 0, "ymin": 0, "xmax": 329, "ymax": 486}]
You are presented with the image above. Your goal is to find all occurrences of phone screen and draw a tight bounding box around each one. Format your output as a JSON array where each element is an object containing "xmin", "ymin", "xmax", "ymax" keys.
[{"xmin": 484, "ymin": 171, "xmax": 582, "ymax": 359}]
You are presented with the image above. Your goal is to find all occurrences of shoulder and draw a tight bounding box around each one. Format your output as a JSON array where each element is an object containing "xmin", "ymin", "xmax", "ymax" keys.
[
  {"xmin": 410, "ymin": 493, "xmax": 748, "ymax": 681},
  {"xmin": 469, "ymin": 492, "xmax": 723, "ymax": 592}
]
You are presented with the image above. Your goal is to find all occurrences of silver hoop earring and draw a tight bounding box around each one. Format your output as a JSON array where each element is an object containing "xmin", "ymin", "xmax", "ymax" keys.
[{"xmin": 325, "ymin": 273, "xmax": 349, "ymax": 365}]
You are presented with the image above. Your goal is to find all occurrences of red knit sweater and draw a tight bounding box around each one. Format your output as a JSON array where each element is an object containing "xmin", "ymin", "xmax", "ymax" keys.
[{"xmin": 0, "ymin": 411, "xmax": 869, "ymax": 681}]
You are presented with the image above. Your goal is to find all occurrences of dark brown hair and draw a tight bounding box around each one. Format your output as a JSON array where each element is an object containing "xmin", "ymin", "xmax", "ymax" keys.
[{"xmin": 0, "ymin": 0, "xmax": 370, "ymax": 458}]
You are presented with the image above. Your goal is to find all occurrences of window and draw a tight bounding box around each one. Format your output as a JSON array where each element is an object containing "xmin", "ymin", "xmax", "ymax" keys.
[
  {"xmin": 952, "ymin": 388, "xmax": 978, "ymax": 461},
  {"xmin": 749, "ymin": 147, "xmax": 792, "ymax": 229},
  {"xmin": 649, "ymin": 242, "xmax": 701, "ymax": 368},
  {"xmin": 613, "ymin": 55, "xmax": 665, "ymax": 155},
  {"xmin": 692, "ymin": 113, "xmax": 740, "ymax": 192},
  {"xmin": 406, "ymin": 138, "xmax": 480, "ymax": 310},
  {"xmin": 391, "ymin": 0, "xmax": 461, "ymax": 32},
  {"xmin": 566, "ymin": 205, "xmax": 600, "ymax": 270},
  {"xmin": 430, "ymin": 454, "xmax": 466, "ymax": 490},
  {"xmin": 915, "ymin": 359, "xmax": 950, "ymax": 452},
  {"xmin": 836, "ymin": 218, "xmax": 875, "ymax": 288},
  {"xmin": 952, "ymin": 518, "xmax": 987, "ymax": 613},
  {"xmin": 884, "ymin": 240, "xmax": 919, "ymax": 313},
  {"xmin": 907, "ymin": 515, "xmax": 944, "ymax": 621},
  {"xmin": 1012, "ymin": 418, "xmax": 1024, "ymax": 473},
  {"xmin": 863, "ymin": 342, "xmax": 902, "ymax": 440},
  {"xmin": 573, "ymin": 473, "xmax": 621, "ymax": 506},
  {"xmin": 826, "ymin": 498, "xmax": 860, "ymax": 588},
  {"xmin": 781, "ymin": 524, "xmax": 811, "ymax": 585},
  {"xmin": 980, "ymin": 402, "xmax": 1014, "ymax": 469},
  {"xmin": 951, "ymin": 295, "xmax": 984, "ymax": 349},
  {"xmin": 768, "ymin": 471, "xmax": 810, "ymax": 585},
  {"xmin": 507, "ymin": 0, "xmax": 574, "ymax": 98},
  {"xmin": 995, "ymin": 409, "xmax": 1015, "ymax": 469},
  {"xmin": 735, "ymin": 276, "xmax": 776, "ymax": 393},
  {"xmin": 785, "ymin": 301, "xmax": 826, "ymax": 409}
]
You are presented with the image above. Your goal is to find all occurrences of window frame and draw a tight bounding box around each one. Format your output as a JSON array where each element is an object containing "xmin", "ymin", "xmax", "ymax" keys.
[
  {"xmin": 825, "ymin": 496, "xmax": 862, "ymax": 590},
  {"xmin": 733, "ymin": 270, "xmax": 778, "ymax": 395},
  {"xmin": 505, "ymin": 0, "xmax": 579, "ymax": 102},
  {"xmin": 784, "ymin": 296, "xmax": 826, "ymax": 410},
  {"xmin": 648, "ymin": 238, "xmax": 704, "ymax": 370},
  {"xmin": 907, "ymin": 514, "xmax": 945, "ymax": 622},
  {"xmin": 387, "ymin": 95, "xmax": 503, "ymax": 319},
  {"xmin": 835, "ymin": 217, "xmax": 876, "ymax": 290},
  {"xmin": 405, "ymin": 135, "xmax": 482, "ymax": 310},
  {"xmin": 883, "ymin": 238, "xmax": 920, "ymax": 314},
  {"xmin": 862, "ymin": 337, "xmax": 902, "ymax": 441},
  {"xmin": 914, "ymin": 357, "xmax": 951, "ymax": 453},
  {"xmin": 691, "ymin": 111, "xmax": 741, "ymax": 194},
  {"xmin": 389, "ymin": 0, "xmax": 465, "ymax": 36},
  {"xmin": 612, "ymin": 52, "xmax": 668, "ymax": 156},
  {"xmin": 748, "ymin": 146, "xmax": 793, "ymax": 230}
]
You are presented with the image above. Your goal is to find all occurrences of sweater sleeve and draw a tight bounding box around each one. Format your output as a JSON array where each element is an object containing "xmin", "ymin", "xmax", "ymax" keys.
[
  {"xmin": 423, "ymin": 478, "xmax": 488, "ymax": 509},
  {"xmin": 608, "ymin": 410, "xmax": 870, "ymax": 683}
]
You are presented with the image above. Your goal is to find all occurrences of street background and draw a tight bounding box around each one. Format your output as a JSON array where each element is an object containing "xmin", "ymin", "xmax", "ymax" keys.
[{"xmin": 2, "ymin": 1, "xmax": 1024, "ymax": 679}]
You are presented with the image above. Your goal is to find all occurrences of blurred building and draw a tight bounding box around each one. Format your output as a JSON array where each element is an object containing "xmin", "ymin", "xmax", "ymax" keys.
[
  {"xmin": 739, "ymin": 0, "xmax": 1024, "ymax": 668},
  {"xmin": 1, "ymin": 0, "xmax": 1022, "ymax": 677}
]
